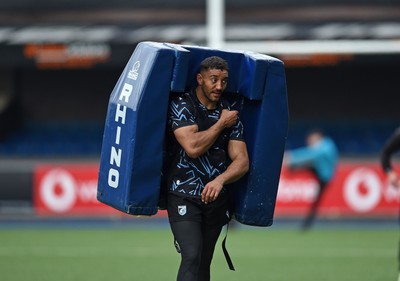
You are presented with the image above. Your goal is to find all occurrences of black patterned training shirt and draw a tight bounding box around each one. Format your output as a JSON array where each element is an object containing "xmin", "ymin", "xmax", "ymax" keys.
[{"xmin": 166, "ymin": 90, "xmax": 245, "ymax": 197}]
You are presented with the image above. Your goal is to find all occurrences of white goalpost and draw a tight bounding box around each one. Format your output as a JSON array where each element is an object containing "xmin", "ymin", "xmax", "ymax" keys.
[{"xmin": 206, "ymin": 0, "xmax": 400, "ymax": 55}]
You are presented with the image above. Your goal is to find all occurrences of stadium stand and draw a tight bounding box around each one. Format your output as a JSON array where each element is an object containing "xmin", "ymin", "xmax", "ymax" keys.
[
  {"xmin": 0, "ymin": 119, "xmax": 397, "ymax": 157},
  {"xmin": 0, "ymin": 122, "xmax": 103, "ymax": 157},
  {"xmin": 0, "ymin": 0, "xmax": 399, "ymax": 159}
]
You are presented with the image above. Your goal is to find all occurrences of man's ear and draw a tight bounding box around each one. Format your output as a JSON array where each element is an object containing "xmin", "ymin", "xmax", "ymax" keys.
[{"xmin": 196, "ymin": 73, "xmax": 203, "ymax": 85}]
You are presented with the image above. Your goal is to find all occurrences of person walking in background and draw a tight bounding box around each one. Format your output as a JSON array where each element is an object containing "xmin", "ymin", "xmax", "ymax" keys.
[
  {"xmin": 380, "ymin": 127, "xmax": 400, "ymax": 281},
  {"xmin": 381, "ymin": 127, "xmax": 400, "ymax": 188},
  {"xmin": 165, "ymin": 56, "xmax": 249, "ymax": 281},
  {"xmin": 284, "ymin": 129, "xmax": 339, "ymax": 230}
]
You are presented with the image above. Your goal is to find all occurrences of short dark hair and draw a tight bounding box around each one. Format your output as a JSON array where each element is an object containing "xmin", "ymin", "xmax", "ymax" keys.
[{"xmin": 198, "ymin": 56, "xmax": 229, "ymax": 73}]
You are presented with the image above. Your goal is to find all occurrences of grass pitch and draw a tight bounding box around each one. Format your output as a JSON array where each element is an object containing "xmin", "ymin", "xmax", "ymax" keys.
[{"xmin": 0, "ymin": 225, "xmax": 397, "ymax": 281}]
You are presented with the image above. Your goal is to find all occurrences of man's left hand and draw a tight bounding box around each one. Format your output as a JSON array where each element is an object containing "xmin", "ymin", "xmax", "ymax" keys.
[{"xmin": 201, "ymin": 180, "xmax": 223, "ymax": 204}]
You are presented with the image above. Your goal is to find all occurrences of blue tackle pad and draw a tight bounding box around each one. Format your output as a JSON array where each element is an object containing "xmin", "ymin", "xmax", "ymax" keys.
[{"xmin": 97, "ymin": 41, "xmax": 288, "ymax": 226}]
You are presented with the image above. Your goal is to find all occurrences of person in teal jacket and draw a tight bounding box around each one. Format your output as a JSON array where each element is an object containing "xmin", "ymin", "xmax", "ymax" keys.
[{"xmin": 285, "ymin": 129, "xmax": 339, "ymax": 230}]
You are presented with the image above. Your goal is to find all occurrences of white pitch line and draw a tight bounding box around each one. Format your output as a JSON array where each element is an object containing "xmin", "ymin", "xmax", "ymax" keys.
[
  {"xmin": 230, "ymin": 248, "xmax": 395, "ymax": 258},
  {"xmin": 0, "ymin": 247, "xmax": 394, "ymax": 259},
  {"xmin": 0, "ymin": 246, "xmax": 174, "ymax": 258}
]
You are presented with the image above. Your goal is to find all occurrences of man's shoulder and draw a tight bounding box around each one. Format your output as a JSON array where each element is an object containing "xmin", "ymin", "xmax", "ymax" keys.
[
  {"xmin": 170, "ymin": 92, "xmax": 194, "ymax": 107},
  {"xmin": 168, "ymin": 91, "xmax": 197, "ymax": 122}
]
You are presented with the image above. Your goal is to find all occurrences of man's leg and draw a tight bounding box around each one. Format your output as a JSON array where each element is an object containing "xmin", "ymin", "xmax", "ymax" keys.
[
  {"xmin": 170, "ymin": 221, "xmax": 203, "ymax": 281},
  {"xmin": 302, "ymin": 176, "xmax": 328, "ymax": 230},
  {"xmin": 197, "ymin": 223, "xmax": 224, "ymax": 281}
]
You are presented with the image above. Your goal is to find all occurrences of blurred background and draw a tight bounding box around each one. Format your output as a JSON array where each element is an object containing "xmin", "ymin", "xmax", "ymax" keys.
[
  {"xmin": 0, "ymin": 0, "xmax": 399, "ymax": 222},
  {"xmin": 0, "ymin": 1, "xmax": 399, "ymax": 280}
]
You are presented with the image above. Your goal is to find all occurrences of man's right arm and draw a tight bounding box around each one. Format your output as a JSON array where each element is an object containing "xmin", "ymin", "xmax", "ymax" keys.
[
  {"xmin": 286, "ymin": 146, "xmax": 321, "ymax": 167},
  {"xmin": 173, "ymin": 109, "xmax": 238, "ymax": 158},
  {"xmin": 381, "ymin": 128, "xmax": 400, "ymax": 173},
  {"xmin": 381, "ymin": 128, "xmax": 400, "ymax": 187}
]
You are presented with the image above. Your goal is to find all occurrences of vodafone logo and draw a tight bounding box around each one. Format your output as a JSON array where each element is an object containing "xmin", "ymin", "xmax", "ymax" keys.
[
  {"xmin": 39, "ymin": 169, "xmax": 77, "ymax": 213},
  {"xmin": 277, "ymin": 178, "xmax": 319, "ymax": 203},
  {"xmin": 276, "ymin": 164, "xmax": 399, "ymax": 217},
  {"xmin": 36, "ymin": 166, "xmax": 101, "ymax": 214},
  {"xmin": 343, "ymin": 168, "xmax": 382, "ymax": 213}
]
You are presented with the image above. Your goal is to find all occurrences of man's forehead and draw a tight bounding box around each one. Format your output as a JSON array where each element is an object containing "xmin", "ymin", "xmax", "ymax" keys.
[{"xmin": 204, "ymin": 68, "xmax": 229, "ymax": 77}]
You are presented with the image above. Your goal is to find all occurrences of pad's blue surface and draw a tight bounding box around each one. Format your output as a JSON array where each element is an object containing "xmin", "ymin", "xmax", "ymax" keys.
[
  {"xmin": 98, "ymin": 41, "xmax": 288, "ymax": 226},
  {"xmin": 98, "ymin": 42, "xmax": 177, "ymax": 215},
  {"xmin": 232, "ymin": 58, "xmax": 289, "ymax": 226}
]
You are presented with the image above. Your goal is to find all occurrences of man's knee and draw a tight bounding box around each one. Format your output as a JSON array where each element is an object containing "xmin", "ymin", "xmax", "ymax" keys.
[
  {"xmin": 178, "ymin": 248, "xmax": 202, "ymax": 281},
  {"xmin": 181, "ymin": 246, "xmax": 202, "ymax": 267}
]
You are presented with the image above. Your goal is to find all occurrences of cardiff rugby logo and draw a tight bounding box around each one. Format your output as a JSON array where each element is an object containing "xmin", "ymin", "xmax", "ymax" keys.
[
  {"xmin": 128, "ymin": 61, "xmax": 140, "ymax": 80},
  {"xmin": 178, "ymin": 205, "xmax": 187, "ymax": 216}
]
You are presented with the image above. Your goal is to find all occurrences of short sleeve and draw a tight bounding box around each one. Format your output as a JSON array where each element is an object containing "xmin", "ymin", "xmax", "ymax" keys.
[
  {"xmin": 168, "ymin": 95, "xmax": 196, "ymax": 131},
  {"xmin": 230, "ymin": 119, "xmax": 245, "ymax": 141}
]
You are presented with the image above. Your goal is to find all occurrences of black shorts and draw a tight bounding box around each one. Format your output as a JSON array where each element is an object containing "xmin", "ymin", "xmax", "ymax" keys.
[{"xmin": 167, "ymin": 192, "xmax": 230, "ymax": 227}]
